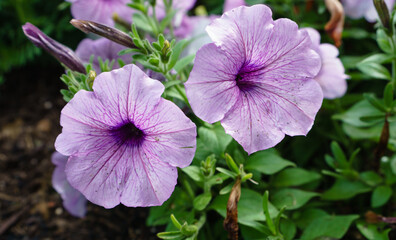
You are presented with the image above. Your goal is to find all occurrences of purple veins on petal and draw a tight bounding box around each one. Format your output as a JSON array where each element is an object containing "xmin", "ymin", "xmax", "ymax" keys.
[
  {"xmin": 185, "ymin": 5, "xmax": 323, "ymax": 155},
  {"xmin": 55, "ymin": 64, "xmax": 196, "ymax": 208},
  {"xmin": 51, "ymin": 152, "xmax": 87, "ymax": 218}
]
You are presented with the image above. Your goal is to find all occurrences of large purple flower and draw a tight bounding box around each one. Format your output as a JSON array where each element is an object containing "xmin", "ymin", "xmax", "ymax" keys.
[
  {"xmin": 185, "ymin": 5, "xmax": 323, "ymax": 154},
  {"xmin": 66, "ymin": 0, "xmax": 134, "ymax": 26},
  {"xmin": 75, "ymin": 38, "xmax": 131, "ymax": 73},
  {"xmin": 52, "ymin": 152, "xmax": 87, "ymax": 218},
  {"xmin": 55, "ymin": 64, "xmax": 196, "ymax": 208},
  {"xmin": 343, "ymin": 0, "xmax": 395, "ymax": 22},
  {"xmin": 304, "ymin": 28, "xmax": 348, "ymax": 99}
]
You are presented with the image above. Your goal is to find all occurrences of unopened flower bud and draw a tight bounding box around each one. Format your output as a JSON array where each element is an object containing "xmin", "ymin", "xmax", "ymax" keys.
[
  {"xmin": 87, "ymin": 70, "xmax": 97, "ymax": 89},
  {"xmin": 22, "ymin": 22, "xmax": 85, "ymax": 73},
  {"xmin": 374, "ymin": 0, "xmax": 391, "ymax": 29},
  {"xmin": 70, "ymin": 19, "xmax": 136, "ymax": 49}
]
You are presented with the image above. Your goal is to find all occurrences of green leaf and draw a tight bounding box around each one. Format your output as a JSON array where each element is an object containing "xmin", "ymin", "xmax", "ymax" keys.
[
  {"xmin": 173, "ymin": 54, "xmax": 195, "ymax": 73},
  {"xmin": 364, "ymin": 93, "xmax": 388, "ymax": 113},
  {"xmin": 170, "ymin": 214, "xmax": 182, "ymax": 230},
  {"xmin": 334, "ymin": 100, "xmax": 384, "ymax": 128},
  {"xmin": 300, "ymin": 214, "xmax": 359, "ymax": 240},
  {"xmin": 360, "ymin": 53, "xmax": 394, "ymax": 64},
  {"xmin": 245, "ymin": 149, "xmax": 295, "ymax": 175},
  {"xmin": 384, "ymin": 83, "xmax": 394, "ymax": 108},
  {"xmin": 271, "ymin": 189, "xmax": 319, "ymax": 210},
  {"xmin": 159, "ymin": 9, "xmax": 177, "ymax": 31},
  {"xmin": 132, "ymin": 13, "xmax": 152, "ymax": 32},
  {"xmin": 280, "ymin": 219, "xmax": 297, "ymax": 240},
  {"xmin": 240, "ymin": 225, "xmax": 269, "ymax": 240},
  {"xmin": 390, "ymin": 154, "xmax": 396, "ymax": 175},
  {"xmin": 295, "ymin": 208, "xmax": 328, "ymax": 229},
  {"xmin": 157, "ymin": 231, "xmax": 184, "ymax": 239},
  {"xmin": 167, "ymin": 39, "xmax": 192, "ymax": 70},
  {"xmin": 371, "ymin": 185, "xmax": 392, "ymax": 208},
  {"xmin": 360, "ymin": 171, "xmax": 383, "ymax": 186},
  {"xmin": 356, "ymin": 221, "xmax": 391, "ymax": 240},
  {"xmin": 193, "ymin": 192, "xmax": 212, "ymax": 211},
  {"xmin": 195, "ymin": 124, "xmax": 232, "ymax": 160},
  {"xmin": 330, "ymin": 141, "xmax": 348, "ymax": 169},
  {"xmin": 216, "ymin": 167, "xmax": 238, "ymax": 179},
  {"xmin": 357, "ymin": 61, "xmax": 391, "ymax": 80},
  {"xmin": 377, "ymin": 28, "xmax": 393, "ymax": 54},
  {"xmin": 272, "ymin": 168, "xmax": 321, "ymax": 187},
  {"xmin": 147, "ymin": 188, "xmax": 192, "ymax": 227},
  {"xmin": 322, "ymin": 179, "xmax": 372, "ymax": 200},
  {"xmin": 219, "ymin": 183, "xmax": 233, "ymax": 195},
  {"xmin": 182, "ymin": 166, "xmax": 204, "ymax": 182}
]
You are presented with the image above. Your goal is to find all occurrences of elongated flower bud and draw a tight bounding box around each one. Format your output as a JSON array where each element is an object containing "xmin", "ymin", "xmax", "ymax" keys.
[
  {"xmin": 70, "ymin": 19, "xmax": 135, "ymax": 49},
  {"xmin": 22, "ymin": 22, "xmax": 86, "ymax": 73},
  {"xmin": 374, "ymin": 0, "xmax": 391, "ymax": 29}
]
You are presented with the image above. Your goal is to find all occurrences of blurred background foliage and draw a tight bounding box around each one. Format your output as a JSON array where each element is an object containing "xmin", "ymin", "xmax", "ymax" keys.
[{"xmin": 0, "ymin": 0, "xmax": 83, "ymax": 84}]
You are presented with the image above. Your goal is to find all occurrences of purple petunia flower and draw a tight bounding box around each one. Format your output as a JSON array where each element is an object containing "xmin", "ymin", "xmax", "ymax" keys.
[
  {"xmin": 55, "ymin": 64, "xmax": 196, "ymax": 208},
  {"xmin": 343, "ymin": 0, "xmax": 395, "ymax": 22},
  {"xmin": 66, "ymin": 0, "xmax": 134, "ymax": 26},
  {"xmin": 52, "ymin": 152, "xmax": 87, "ymax": 218},
  {"xmin": 304, "ymin": 28, "xmax": 348, "ymax": 99},
  {"xmin": 185, "ymin": 5, "xmax": 323, "ymax": 154},
  {"xmin": 75, "ymin": 38, "xmax": 131, "ymax": 73},
  {"xmin": 22, "ymin": 22, "xmax": 85, "ymax": 73}
]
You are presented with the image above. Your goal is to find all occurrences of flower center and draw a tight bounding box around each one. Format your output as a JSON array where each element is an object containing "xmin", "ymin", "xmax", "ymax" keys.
[
  {"xmin": 111, "ymin": 121, "xmax": 145, "ymax": 146},
  {"xmin": 235, "ymin": 72, "xmax": 254, "ymax": 92}
]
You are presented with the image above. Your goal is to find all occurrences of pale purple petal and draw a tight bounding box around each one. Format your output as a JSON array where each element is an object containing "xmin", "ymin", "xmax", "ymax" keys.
[
  {"xmin": 142, "ymin": 99, "xmax": 197, "ymax": 168},
  {"xmin": 69, "ymin": 0, "xmax": 134, "ymax": 26},
  {"xmin": 55, "ymin": 90, "xmax": 117, "ymax": 156},
  {"xmin": 224, "ymin": 0, "xmax": 246, "ymax": 12},
  {"xmin": 315, "ymin": 44, "xmax": 348, "ymax": 99},
  {"xmin": 343, "ymin": 0, "xmax": 371, "ymax": 19},
  {"xmin": 52, "ymin": 152, "xmax": 87, "ymax": 218},
  {"xmin": 206, "ymin": 5, "xmax": 274, "ymax": 63},
  {"xmin": 75, "ymin": 38, "xmax": 131, "ymax": 72},
  {"xmin": 56, "ymin": 64, "xmax": 196, "ymax": 208},
  {"xmin": 303, "ymin": 27, "xmax": 321, "ymax": 50},
  {"xmin": 304, "ymin": 28, "xmax": 348, "ymax": 99}
]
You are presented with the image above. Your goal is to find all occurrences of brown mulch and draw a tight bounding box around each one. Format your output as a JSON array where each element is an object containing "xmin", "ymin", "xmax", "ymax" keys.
[{"xmin": 0, "ymin": 64, "xmax": 157, "ymax": 240}]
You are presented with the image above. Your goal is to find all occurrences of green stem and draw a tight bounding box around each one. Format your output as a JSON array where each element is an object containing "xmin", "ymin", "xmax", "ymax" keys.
[
  {"xmin": 392, "ymin": 59, "xmax": 396, "ymax": 87},
  {"xmin": 143, "ymin": 13, "xmax": 158, "ymax": 36},
  {"xmin": 182, "ymin": 178, "xmax": 195, "ymax": 200},
  {"xmin": 175, "ymin": 84, "xmax": 191, "ymax": 107}
]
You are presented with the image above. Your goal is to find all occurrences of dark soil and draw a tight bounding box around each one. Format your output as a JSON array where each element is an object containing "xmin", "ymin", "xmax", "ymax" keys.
[{"xmin": 0, "ymin": 64, "xmax": 157, "ymax": 240}]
